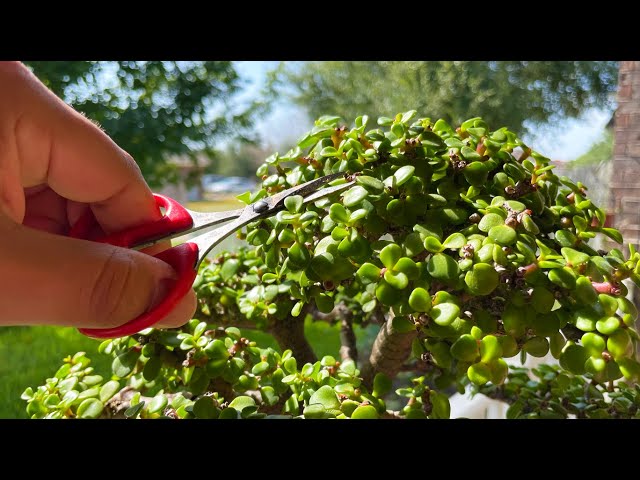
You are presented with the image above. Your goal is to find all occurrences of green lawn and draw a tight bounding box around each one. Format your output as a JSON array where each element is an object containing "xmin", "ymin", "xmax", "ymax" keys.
[{"xmin": 0, "ymin": 326, "xmax": 109, "ymax": 418}]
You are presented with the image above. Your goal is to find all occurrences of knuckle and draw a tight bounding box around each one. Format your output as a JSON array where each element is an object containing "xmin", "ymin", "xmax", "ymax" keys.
[
  {"xmin": 120, "ymin": 149, "xmax": 143, "ymax": 176},
  {"xmin": 86, "ymin": 247, "xmax": 144, "ymax": 328}
]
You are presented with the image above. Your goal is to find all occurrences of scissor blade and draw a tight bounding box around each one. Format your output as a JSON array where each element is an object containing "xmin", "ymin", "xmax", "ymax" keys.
[
  {"xmin": 301, "ymin": 181, "xmax": 354, "ymax": 205},
  {"xmin": 269, "ymin": 172, "xmax": 351, "ymax": 208}
]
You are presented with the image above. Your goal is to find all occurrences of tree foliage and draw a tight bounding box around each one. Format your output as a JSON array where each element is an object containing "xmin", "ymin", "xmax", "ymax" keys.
[
  {"xmin": 573, "ymin": 129, "xmax": 614, "ymax": 166},
  {"xmin": 25, "ymin": 61, "xmax": 265, "ymax": 187},
  {"xmin": 23, "ymin": 111, "xmax": 640, "ymax": 419},
  {"xmin": 273, "ymin": 62, "xmax": 618, "ymax": 134}
]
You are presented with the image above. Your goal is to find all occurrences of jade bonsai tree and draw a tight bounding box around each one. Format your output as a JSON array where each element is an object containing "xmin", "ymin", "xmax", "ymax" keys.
[{"xmin": 22, "ymin": 112, "xmax": 640, "ymax": 419}]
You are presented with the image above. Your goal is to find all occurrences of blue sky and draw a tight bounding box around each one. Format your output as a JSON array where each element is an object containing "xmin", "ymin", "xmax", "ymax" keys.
[{"xmin": 235, "ymin": 61, "xmax": 613, "ymax": 161}]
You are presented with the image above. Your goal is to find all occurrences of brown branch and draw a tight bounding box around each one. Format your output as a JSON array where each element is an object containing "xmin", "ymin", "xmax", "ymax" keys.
[
  {"xmin": 366, "ymin": 305, "xmax": 387, "ymax": 326},
  {"xmin": 382, "ymin": 410, "xmax": 403, "ymax": 419},
  {"xmin": 270, "ymin": 308, "xmax": 317, "ymax": 365},
  {"xmin": 339, "ymin": 316, "xmax": 358, "ymax": 364},
  {"xmin": 309, "ymin": 302, "xmax": 351, "ymax": 323},
  {"xmin": 361, "ymin": 311, "xmax": 417, "ymax": 389},
  {"xmin": 309, "ymin": 302, "xmax": 358, "ymax": 363}
]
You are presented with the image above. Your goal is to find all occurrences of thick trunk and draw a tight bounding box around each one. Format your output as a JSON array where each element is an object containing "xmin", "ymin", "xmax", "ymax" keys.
[
  {"xmin": 361, "ymin": 312, "xmax": 417, "ymax": 389},
  {"xmin": 270, "ymin": 314, "xmax": 317, "ymax": 365}
]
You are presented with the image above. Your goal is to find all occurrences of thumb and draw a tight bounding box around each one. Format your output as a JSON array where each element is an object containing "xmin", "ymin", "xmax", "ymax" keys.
[{"xmin": 0, "ymin": 216, "xmax": 197, "ymax": 329}]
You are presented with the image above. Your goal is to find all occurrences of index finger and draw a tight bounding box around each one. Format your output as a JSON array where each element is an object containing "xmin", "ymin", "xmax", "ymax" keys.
[{"xmin": 4, "ymin": 61, "xmax": 161, "ymax": 233}]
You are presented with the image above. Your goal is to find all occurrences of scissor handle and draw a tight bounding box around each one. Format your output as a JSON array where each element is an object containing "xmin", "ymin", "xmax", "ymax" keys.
[
  {"xmin": 69, "ymin": 194, "xmax": 199, "ymax": 339},
  {"xmin": 69, "ymin": 194, "xmax": 194, "ymax": 248}
]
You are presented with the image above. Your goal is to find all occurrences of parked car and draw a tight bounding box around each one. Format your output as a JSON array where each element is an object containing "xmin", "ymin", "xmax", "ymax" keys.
[{"xmin": 202, "ymin": 175, "xmax": 257, "ymax": 194}]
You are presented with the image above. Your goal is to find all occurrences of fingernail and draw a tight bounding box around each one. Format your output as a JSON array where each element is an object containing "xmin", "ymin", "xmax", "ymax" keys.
[{"xmin": 148, "ymin": 277, "xmax": 177, "ymax": 311}]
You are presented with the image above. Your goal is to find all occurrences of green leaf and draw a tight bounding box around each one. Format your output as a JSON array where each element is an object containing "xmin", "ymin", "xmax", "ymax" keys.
[
  {"xmin": 99, "ymin": 380, "xmax": 120, "ymax": 403},
  {"xmin": 559, "ymin": 344, "xmax": 589, "ymax": 375},
  {"xmin": 82, "ymin": 375, "xmax": 103, "ymax": 387},
  {"xmin": 384, "ymin": 270, "xmax": 409, "ymax": 290},
  {"xmin": 461, "ymin": 146, "xmax": 482, "ymax": 162},
  {"xmin": 219, "ymin": 258, "xmax": 240, "ymax": 282},
  {"xmin": 58, "ymin": 377, "xmax": 78, "ymax": 395},
  {"xmin": 356, "ymin": 175, "xmax": 384, "ymax": 193},
  {"xmin": 124, "ymin": 401, "xmax": 145, "ymax": 419},
  {"xmin": 148, "ymin": 394, "xmax": 168, "ymax": 414},
  {"xmin": 314, "ymin": 292, "xmax": 335, "ymax": 313},
  {"xmin": 464, "ymin": 263, "xmax": 499, "ymax": 295},
  {"xmin": 193, "ymin": 397, "xmax": 219, "ymax": 419},
  {"xmin": 601, "ymin": 227, "xmax": 623, "ymax": 244},
  {"xmin": 507, "ymin": 400, "xmax": 525, "ymax": 419},
  {"xmin": 236, "ymin": 191, "xmax": 251, "ymax": 205},
  {"xmin": 283, "ymin": 357, "xmax": 297, "ymax": 374},
  {"xmin": 373, "ymin": 373, "xmax": 392, "ymax": 398},
  {"xmin": 480, "ymin": 335, "xmax": 502, "ymax": 362},
  {"xmin": 204, "ymin": 339, "xmax": 230, "ymax": 361},
  {"xmin": 442, "ymin": 233, "xmax": 466, "ymax": 249},
  {"xmin": 595, "ymin": 316, "xmax": 620, "ymax": 335},
  {"xmin": 451, "ymin": 334, "xmax": 480, "ymax": 362},
  {"xmin": 404, "ymin": 232, "xmax": 425, "ymax": 257},
  {"xmin": 357, "ymin": 263, "xmax": 381, "ymax": 284},
  {"xmin": 218, "ymin": 408, "xmax": 240, "ymax": 419},
  {"xmin": 581, "ymin": 332, "xmax": 605, "ymax": 357},
  {"xmin": 391, "ymin": 315, "xmax": 416, "ymax": 333},
  {"xmin": 112, "ymin": 350, "xmax": 139, "ymax": 378},
  {"xmin": 320, "ymin": 146, "xmax": 339, "ymax": 157},
  {"xmin": 351, "ymin": 405, "xmax": 379, "ymax": 419},
  {"xmin": 376, "ymin": 280, "xmax": 402, "ymax": 306},
  {"xmin": 339, "ymin": 359, "xmax": 357, "ymax": 376},
  {"xmin": 77, "ymin": 398, "xmax": 104, "ymax": 419},
  {"xmin": 522, "ymin": 337, "xmax": 549, "ymax": 357},
  {"xmin": 180, "ymin": 336, "xmax": 197, "ymax": 351},
  {"xmin": 424, "ymin": 236, "xmax": 444, "ymax": 253},
  {"xmin": 252, "ymin": 361, "xmax": 270, "ymax": 376},
  {"xmin": 393, "ymin": 165, "xmax": 415, "ymax": 186},
  {"xmin": 329, "ymin": 203, "xmax": 349, "ymax": 224},
  {"xmin": 427, "ymin": 253, "xmax": 460, "ymax": 283},
  {"xmin": 548, "ymin": 267, "xmax": 577, "ymax": 290},
  {"xmin": 530, "ymin": 287, "xmax": 555, "ymax": 314},
  {"xmin": 429, "ymin": 391, "xmax": 451, "ymax": 419},
  {"xmin": 380, "ymin": 243, "xmax": 402, "ymax": 269},
  {"xmin": 561, "ymin": 247, "xmax": 590, "ymax": 267},
  {"xmin": 343, "ymin": 186, "xmax": 369, "ymax": 207},
  {"xmin": 284, "ymin": 195, "xmax": 303, "ymax": 214},
  {"xmin": 478, "ymin": 213, "xmax": 504, "ymax": 232},
  {"xmin": 303, "ymin": 404, "xmax": 332, "ymax": 419},
  {"xmin": 430, "ymin": 302, "xmax": 460, "ymax": 326},
  {"xmin": 590, "ymin": 256, "xmax": 615, "ymax": 276},
  {"xmin": 462, "ymin": 161, "xmax": 488, "ymax": 186},
  {"xmin": 488, "ymin": 225, "xmax": 517, "ymax": 246},
  {"xmin": 467, "ymin": 362, "xmax": 491, "ymax": 386},
  {"xmin": 408, "ymin": 288, "xmax": 432, "ymax": 312},
  {"xmin": 308, "ymin": 385, "xmax": 340, "ymax": 410},
  {"xmin": 228, "ymin": 396, "xmax": 257, "ymax": 412},
  {"xmin": 260, "ymin": 387, "xmax": 279, "ymax": 407}
]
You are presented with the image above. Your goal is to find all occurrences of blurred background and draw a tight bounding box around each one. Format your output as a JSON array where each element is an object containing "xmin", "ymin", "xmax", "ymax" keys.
[{"xmin": 1, "ymin": 60, "xmax": 628, "ymax": 417}]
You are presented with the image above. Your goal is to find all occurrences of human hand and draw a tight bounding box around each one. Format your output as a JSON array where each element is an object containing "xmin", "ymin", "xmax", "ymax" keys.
[{"xmin": 0, "ymin": 61, "xmax": 197, "ymax": 330}]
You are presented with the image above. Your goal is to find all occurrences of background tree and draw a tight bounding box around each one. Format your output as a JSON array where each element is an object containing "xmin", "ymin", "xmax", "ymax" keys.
[
  {"xmin": 25, "ymin": 61, "xmax": 267, "ymax": 187},
  {"xmin": 272, "ymin": 61, "xmax": 618, "ymax": 134},
  {"xmin": 214, "ymin": 142, "xmax": 281, "ymax": 178}
]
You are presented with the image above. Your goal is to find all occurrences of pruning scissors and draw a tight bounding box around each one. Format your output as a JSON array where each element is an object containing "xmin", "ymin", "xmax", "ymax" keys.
[{"xmin": 69, "ymin": 172, "xmax": 354, "ymax": 339}]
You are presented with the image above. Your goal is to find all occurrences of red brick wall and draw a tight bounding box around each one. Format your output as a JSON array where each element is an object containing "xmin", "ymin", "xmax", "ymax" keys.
[{"xmin": 612, "ymin": 61, "xmax": 640, "ymax": 246}]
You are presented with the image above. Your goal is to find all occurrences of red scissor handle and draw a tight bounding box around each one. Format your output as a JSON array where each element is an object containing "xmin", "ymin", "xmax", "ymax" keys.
[{"xmin": 69, "ymin": 194, "xmax": 199, "ymax": 339}]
